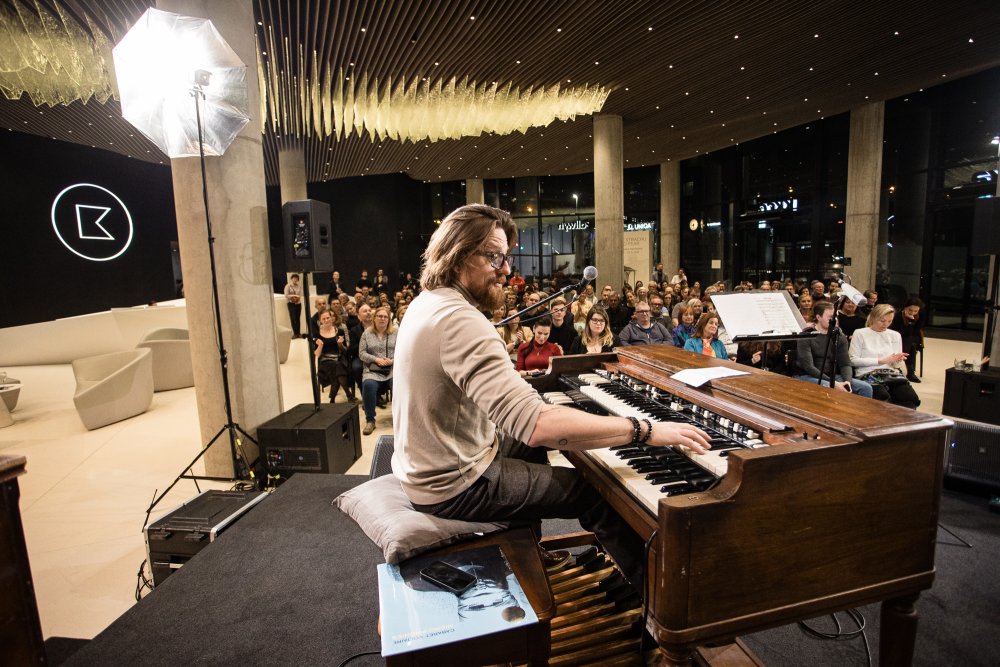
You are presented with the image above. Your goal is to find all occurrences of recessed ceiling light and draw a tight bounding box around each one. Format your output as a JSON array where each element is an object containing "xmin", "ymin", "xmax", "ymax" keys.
[
  {"xmin": 734, "ymin": 34, "xmax": 739, "ymax": 39},
  {"xmin": 361, "ymin": 27, "xmax": 366, "ymax": 32},
  {"xmin": 556, "ymin": 28, "xmax": 561, "ymax": 32},
  {"xmin": 594, "ymin": 61, "xmax": 599, "ymax": 65},
  {"xmin": 469, "ymin": 16, "xmax": 475, "ymax": 20},
  {"xmin": 814, "ymin": 34, "xmax": 819, "ymax": 38},
  {"xmin": 648, "ymin": 27, "xmax": 653, "ymax": 31}
]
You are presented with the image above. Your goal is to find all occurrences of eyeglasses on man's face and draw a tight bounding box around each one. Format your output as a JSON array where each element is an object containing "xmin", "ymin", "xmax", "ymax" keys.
[{"xmin": 479, "ymin": 251, "xmax": 514, "ymax": 270}]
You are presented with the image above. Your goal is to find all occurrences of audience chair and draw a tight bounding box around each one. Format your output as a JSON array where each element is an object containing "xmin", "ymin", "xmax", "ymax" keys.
[
  {"xmin": 275, "ymin": 325, "xmax": 293, "ymax": 364},
  {"xmin": 136, "ymin": 328, "xmax": 194, "ymax": 391},
  {"xmin": 369, "ymin": 435, "xmax": 395, "ymax": 479},
  {"xmin": 72, "ymin": 348, "xmax": 154, "ymax": 430}
]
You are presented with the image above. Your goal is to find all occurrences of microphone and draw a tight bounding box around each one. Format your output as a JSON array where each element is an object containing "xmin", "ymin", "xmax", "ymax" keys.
[
  {"xmin": 496, "ymin": 266, "xmax": 599, "ymax": 327},
  {"xmin": 837, "ymin": 280, "xmax": 867, "ymax": 306},
  {"xmin": 576, "ymin": 266, "xmax": 598, "ymax": 292}
]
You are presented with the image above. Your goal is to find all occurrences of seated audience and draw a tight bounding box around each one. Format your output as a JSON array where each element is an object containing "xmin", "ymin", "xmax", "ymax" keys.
[
  {"xmin": 358, "ymin": 306, "xmax": 396, "ymax": 435},
  {"xmin": 891, "ymin": 297, "xmax": 925, "ymax": 383},
  {"xmin": 515, "ymin": 316, "xmax": 563, "ymax": 376},
  {"xmin": 849, "ymin": 304, "xmax": 920, "ymax": 408},
  {"xmin": 798, "ymin": 293, "xmax": 815, "ymax": 322},
  {"xmin": 672, "ymin": 306, "xmax": 697, "ymax": 348},
  {"xmin": 499, "ymin": 307, "xmax": 532, "ymax": 361},
  {"xmin": 683, "ymin": 313, "xmax": 728, "ymax": 359},
  {"xmin": 605, "ymin": 293, "xmax": 632, "ymax": 334},
  {"xmin": 569, "ymin": 305, "xmax": 616, "ymax": 354},
  {"xmin": 837, "ymin": 297, "xmax": 867, "ymax": 338},
  {"xmin": 794, "ymin": 302, "xmax": 873, "ymax": 397},
  {"xmin": 309, "ymin": 296, "xmax": 328, "ymax": 338},
  {"xmin": 548, "ymin": 296, "xmax": 577, "ymax": 352},
  {"xmin": 314, "ymin": 309, "xmax": 354, "ymax": 402},
  {"xmin": 619, "ymin": 302, "xmax": 672, "ymax": 346},
  {"xmin": 736, "ymin": 340, "xmax": 790, "ymax": 374},
  {"xmin": 650, "ymin": 295, "xmax": 674, "ymax": 337}
]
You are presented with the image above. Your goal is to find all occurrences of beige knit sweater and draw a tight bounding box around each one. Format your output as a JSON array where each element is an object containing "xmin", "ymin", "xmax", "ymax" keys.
[{"xmin": 391, "ymin": 285, "xmax": 544, "ymax": 505}]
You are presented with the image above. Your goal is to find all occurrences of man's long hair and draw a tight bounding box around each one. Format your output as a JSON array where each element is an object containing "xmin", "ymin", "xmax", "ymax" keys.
[{"xmin": 420, "ymin": 204, "xmax": 518, "ymax": 291}]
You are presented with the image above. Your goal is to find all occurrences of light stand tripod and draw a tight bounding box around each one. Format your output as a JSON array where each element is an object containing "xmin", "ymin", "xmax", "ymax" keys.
[{"xmin": 143, "ymin": 78, "xmax": 257, "ymax": 527}]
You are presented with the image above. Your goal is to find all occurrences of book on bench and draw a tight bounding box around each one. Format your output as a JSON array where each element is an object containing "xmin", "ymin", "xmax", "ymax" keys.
[{"xmin": 377, "ymin": 544, "xmax": 538, "ymax": 657}]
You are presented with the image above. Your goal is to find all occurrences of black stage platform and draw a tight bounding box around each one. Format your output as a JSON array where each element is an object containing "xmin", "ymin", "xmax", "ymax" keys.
[
  {"xmin": 64, "ymin": 474, "xmax": 1000, "ymax": 666},
  {"xmin": 66, "ymin": 475, "xmax": 383, "ymax": 666}
]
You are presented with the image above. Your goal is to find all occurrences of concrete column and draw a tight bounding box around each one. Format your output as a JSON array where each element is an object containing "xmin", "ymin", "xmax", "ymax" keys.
[
  {"xmin": 844, "ymin": 102, "xmax": 885, "ymax": 290},
  {"xmin": 278, "ymin": 147, "xmax": 308, "ymax": 201},
  {"xmin": 466, "ymin": 177, "xmax": 484, "ymax": 205},
  {"xmin": 594, "ymin": 115, "xmax": 624, "ymax": 291},
  {"xmin": 160, "ymin": 0, "xmax": 281, "ymax": 476},
  {"xmin": 659, "ymin": 162, "xmax": 680, "ymax": 278}
]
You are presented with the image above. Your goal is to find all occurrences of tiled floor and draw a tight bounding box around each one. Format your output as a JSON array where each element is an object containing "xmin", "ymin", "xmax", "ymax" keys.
[{"xmin": 0, "ymin": 335, "xmax": 982, "ymax": 639}]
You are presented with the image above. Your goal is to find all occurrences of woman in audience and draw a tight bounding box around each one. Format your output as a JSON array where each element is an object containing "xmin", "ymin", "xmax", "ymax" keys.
[
  {"xmin": 570, "ymin": 293, "xmax": 594, "ymax": 335},
  {"xmin": 892, "ymin": 297, "xmax": 925, "ymax": 383},
  {"xmin": 515, "ymin": 316, "xmax": 563, "ymax": 376},
  {"xmin": 849, "ymin": 303, "xmax": 920, "ymax": 408},
  {"xmin": 798, "ymin": 293, "xmax": 815, "ymax": 322},
  {"xmin": 837, "ymin": 297, "xmax": 867, "ymax": 338},
  {"xmin": 569, "ymin": 305, "xmax": 616, "ymax": 354},
  {"xmin": 672, "ymin": 306, "xmax": 698, "ymax": 347},
  {"xmin": 683, "ymin": 312, "xmax": 729, "ymax": 358},
  {"xmin": 314, "ymin": 309, "xmax": 354, "ymax": 403},
  {"xmin": 499, "ymin": 307, "xmax": 531, "ymax": 361},
  {"xmin": 359, "ymin": 306, "xmax": 397, "ymax": 435},
  {"xmin": 394, "ymin": 304, "xmax": 408, "ymax": 327}
]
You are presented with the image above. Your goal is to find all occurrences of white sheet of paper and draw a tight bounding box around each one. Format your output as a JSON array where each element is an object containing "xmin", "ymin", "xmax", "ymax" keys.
[{"xmin": 671, "ymin": 366, "xmax": 750, "ymax": 388}]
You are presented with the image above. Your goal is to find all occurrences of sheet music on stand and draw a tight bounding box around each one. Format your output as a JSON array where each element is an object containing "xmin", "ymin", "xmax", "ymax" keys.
[{"xmin": 711, "ymin": 291, "xmax": 815, "ymax": 342}]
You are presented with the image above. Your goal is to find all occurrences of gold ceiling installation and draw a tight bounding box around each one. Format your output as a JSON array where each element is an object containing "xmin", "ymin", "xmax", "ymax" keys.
[
  {"xmin": 259, "ymin": 29, "xmax": 609, "ymax": 143},
  {"xmin": 0, "ymin": 1, "xmax": 118, "ymax": 106}
]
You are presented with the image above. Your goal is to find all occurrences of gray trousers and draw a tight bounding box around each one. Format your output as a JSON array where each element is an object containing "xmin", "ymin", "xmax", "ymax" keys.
[{"xmin": 412, "ymin": 435, "xmax": 645, "ymax": 587}]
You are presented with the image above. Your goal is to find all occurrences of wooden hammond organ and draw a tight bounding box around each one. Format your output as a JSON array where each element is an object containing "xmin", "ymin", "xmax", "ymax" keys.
[{"xmin": 528, "ymin": 345, "xmax": 951, "ymax": 666}]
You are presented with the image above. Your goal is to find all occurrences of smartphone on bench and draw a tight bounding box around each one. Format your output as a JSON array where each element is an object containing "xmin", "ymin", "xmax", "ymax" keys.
[{"xmin": 419, "ymin": 560, "xmax": 477, "ymax": 594}]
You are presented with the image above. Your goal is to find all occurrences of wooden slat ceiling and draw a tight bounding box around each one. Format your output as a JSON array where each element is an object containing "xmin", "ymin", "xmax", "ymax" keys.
[{"xmin": 4, "ymin": 0, "xmax": 1000, "ymax": 185}]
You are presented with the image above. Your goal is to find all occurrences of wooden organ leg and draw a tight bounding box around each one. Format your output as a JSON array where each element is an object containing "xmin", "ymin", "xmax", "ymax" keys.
[{"xmin": 880, "ymin": 593, "xmax": 920, "ymax": 667}]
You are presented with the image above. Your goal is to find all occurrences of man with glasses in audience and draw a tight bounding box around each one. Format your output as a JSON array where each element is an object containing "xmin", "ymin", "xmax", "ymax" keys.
[
  {"xmin": 618, "ymin": 301, "xmax": 673, "ymax": 346},
  {"xmin": 392, "ymin": 204, "xmax": 710, "ymax": 588}
]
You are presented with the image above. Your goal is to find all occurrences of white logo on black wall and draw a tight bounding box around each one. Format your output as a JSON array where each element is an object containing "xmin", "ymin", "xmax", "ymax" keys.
[{"xmin": 51, "ymin": 183, "xmax": 134, "ymax": 261}]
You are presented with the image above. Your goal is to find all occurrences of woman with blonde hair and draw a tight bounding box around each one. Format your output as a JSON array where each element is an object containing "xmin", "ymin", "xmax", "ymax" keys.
[
  {"xmin": 569, "ymin": 305, "xmax": 616, "ymax": 354},
  {"xmin": 358, "ymin": 306, "xmax": 397, "ymax": 434},
  {"xmin": 849, "ymin": 303, "xmax": 920, "ymax": 408},
  {"xmin": 498, "ymin": 307, "xmax": 531, "ymax": 361}
]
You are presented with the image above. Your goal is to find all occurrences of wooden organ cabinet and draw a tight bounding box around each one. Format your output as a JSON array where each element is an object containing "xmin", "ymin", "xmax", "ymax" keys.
[{"xmin": 528, "ymin": 345, "xmax": 951, "ymax": 666}]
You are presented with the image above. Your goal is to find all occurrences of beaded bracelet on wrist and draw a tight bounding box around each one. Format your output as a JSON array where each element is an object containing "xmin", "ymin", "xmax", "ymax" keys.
[
  {"xmin": 626, "ymin": 416, "xmax": 641, "ymax": 445},
  {"xmin": 640, "ymin": 418, "xmax": 653, "ymax": 444}
]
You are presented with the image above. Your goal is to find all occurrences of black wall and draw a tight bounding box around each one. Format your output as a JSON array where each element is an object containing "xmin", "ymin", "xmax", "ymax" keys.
[
  {"xmin": 269, "ymin": 173, "xmax": 425, "ymax": 297},
  {"xmin": 1, "ymin": 131, "xmax": 177, "ymax": 328}
]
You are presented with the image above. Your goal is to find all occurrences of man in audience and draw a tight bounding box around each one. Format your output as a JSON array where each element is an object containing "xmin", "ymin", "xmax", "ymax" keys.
[
  {"xmin": 391, "ymin": 203, "xmax": 710, "ymax": 589},
  {"xmin": 794, "ymin": 301, "xmax": 873, "ymax": 397},
  {"xmin": 283, "ymin": 273, "xmax": 303, "ymax": 338},
  {"xmin": 356, "ymin": 270, "xmax": 372, "ymax": 292},
  {"xmin": 508, "ymin": 268, "xmax": 526, "ymax": 297},
  {"xmin": 650, "ymin": 295, "xmax": 674, "ymax": 337},
  {"xmin": 651, "ymin": 263, "xmax": 666, "ymax": 286},
  {"xmin": 606, "ymin": 292, "xmax": 632, "ymax": 334},
  {"xmin": 328, "ymin": 270, "xmax": 344, "ymax": 303},
  {"xmin": 348, "ymin": 302, "xmax": 372, "ymax": 397},
  {"xmin": 309, "ymin": 296, "xmax": 328, "ymax": 338},
  {"xmin": 810, "ymin": 280, "xmax": 828, "ymax": 301},
  {"xmin": 548, "ymin": 296, "xmax": 577, "ymax": 353},
  {"xmin": 599, "ymin": 284, "xmax": 615, "ymax": 308},
  {"xmin": 619, "ymin": 302, "xmax": 672, "ymax": 346}
]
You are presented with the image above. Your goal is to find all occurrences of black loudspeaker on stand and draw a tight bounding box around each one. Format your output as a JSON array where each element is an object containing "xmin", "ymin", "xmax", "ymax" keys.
[{"xmin": 282, "ymin": 199, "xmax": 334, "ymax": 273}]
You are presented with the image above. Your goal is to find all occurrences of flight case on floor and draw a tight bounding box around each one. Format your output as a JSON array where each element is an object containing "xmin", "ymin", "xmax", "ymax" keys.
[{"xmin": 145, "ymin": 489, "xmax": 268, "ymax": 587}]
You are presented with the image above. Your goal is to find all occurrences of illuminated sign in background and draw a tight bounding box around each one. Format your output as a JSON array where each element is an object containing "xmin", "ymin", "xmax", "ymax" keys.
[
  {"xmin": 1, "ymin": 131, "xmax": 177, "ymax": 328},
  {"xmin": 51, "ymin": 183, "xmax": 134, "ymax": 261}
]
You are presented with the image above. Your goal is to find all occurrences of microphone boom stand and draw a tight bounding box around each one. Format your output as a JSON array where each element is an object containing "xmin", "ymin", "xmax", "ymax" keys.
[
  {"xmin": 498, "ymin": 279, "xmax": 588, "ymax": 327},
  {"xmin": 815, "ymin": 296, "xmax": 847, "ymax": 391}
]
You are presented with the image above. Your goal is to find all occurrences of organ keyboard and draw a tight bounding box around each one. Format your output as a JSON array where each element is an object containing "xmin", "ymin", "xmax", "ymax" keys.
[{"xmin": 527, "ymin": 345, "xmax": 951, "ymax": 666}]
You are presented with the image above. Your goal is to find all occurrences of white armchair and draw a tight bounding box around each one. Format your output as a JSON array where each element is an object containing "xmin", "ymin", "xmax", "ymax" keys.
[
  {"xmin": 72, "ymin": 348, "xmax": 154, "ymax": 430},
  {"xmin": 137, "ymin": 328, "xmax": 194, "ymax": 391},
  {"xmin": 276, "ymin": 325, "xmax": 293, "ymax": 364}
]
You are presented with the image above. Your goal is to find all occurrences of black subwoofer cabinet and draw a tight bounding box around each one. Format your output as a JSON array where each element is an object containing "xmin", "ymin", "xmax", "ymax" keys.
[{"xmin": 257, "ymin": 403, "xmax": 362, "ymax": 477}]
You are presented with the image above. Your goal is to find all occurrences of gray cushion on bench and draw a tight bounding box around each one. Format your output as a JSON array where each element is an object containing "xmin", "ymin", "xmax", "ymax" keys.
[{"xmin": 334, "ymin": 474, "xmax": 510, "ymax": 563}]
